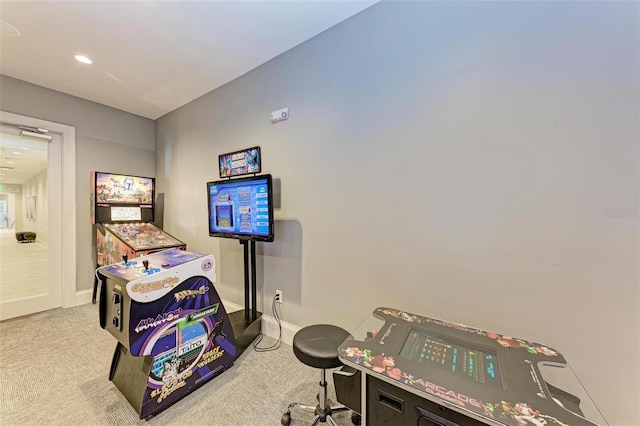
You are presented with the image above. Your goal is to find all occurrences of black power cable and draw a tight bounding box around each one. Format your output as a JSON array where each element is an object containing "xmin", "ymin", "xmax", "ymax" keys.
[{"xmin": 252, "ymin": 294, "xmax": 282, "ymax": 352}]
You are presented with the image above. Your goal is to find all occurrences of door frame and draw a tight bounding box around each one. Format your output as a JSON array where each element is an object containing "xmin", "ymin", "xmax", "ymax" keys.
[{"xmin": 0, "ymin": 111, "xmax": 76, "ymax": 320}]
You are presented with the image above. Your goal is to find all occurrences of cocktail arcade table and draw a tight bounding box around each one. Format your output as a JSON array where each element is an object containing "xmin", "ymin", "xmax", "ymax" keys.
[{"xmin": 335, "ymin": 307, "xmax": 606, "ymax": 426}]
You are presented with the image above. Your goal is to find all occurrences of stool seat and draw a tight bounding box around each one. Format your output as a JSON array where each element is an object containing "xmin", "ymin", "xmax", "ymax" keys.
[
  {"xmin": 284, "ymin": 324, "xmax": 356, "ymax": 426},
  {"xmin": 293, "ymin": 324, "xmax": 350, "ymax": 370}
]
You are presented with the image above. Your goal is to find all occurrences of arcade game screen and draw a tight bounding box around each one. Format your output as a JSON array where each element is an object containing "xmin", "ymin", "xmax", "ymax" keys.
[
  {"xmin": 207, "ymin": 174, "xmax": 274, "ymax": 242},
  {"xmin": 151, "ymin": 327, "xmax": 178, "ymax": 380},
  {"xmin": 177, "ymin": 320, "xmax": 208, "ymax": 374},
  {"xmin": 95, "ymin": 172, "xmax": 154, "ymax": 205},
  {"xmin": 399, "ymin": 329, "xmax": 503, "ymax": 390},
  {"xmin": 92, "ymin": 172, "xmax": 156, "ymax": 224}
]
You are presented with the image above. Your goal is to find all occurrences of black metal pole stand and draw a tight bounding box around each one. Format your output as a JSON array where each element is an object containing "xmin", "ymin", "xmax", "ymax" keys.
[
  {"xmin": 243, "ymin": 240, "xmax": 250, "ymax": 321},
  {"xmin": 250, "ymin": 240, "xmax": 257, "ymax": 321},
  {"xmin": 230, "ymin": 239, "xmax": 262, "ymax": 356}
]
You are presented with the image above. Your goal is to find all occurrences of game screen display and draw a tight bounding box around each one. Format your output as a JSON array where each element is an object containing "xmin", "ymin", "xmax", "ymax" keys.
[
  {"xmin": 92, "ymin": 172, "xmax": 155, "ymax": 223},
  {"xmin": 219, "ymin": 146, "xmax": 261, "ymax": 178},
  {"xmin": 110, "ymin": 206, "xmax": 142, "ymax": 221},
  {"xmin": 177, "ymin": 320, "xmax": 208, "ymax": 373},
  {"xmin": 95, "ymin": 172, "xmax": 154, "ymax": 205},
  {"xmin": 150, "ymin": 327, "xmax": 178, "ymax": 380},
  {"xmin": 399, "ymin": 329, "xmax": 503, "ymax": 390},
  {"xmin": 207, "ymin": 174, "xmax": 274, "ymax": 242}
]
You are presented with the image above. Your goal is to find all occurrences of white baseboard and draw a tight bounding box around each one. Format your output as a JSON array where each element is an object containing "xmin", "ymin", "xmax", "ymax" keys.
[
  {"xmin": 75, "ymin": 289, "xmax": 94, "ymax": 306},
  {"xmin": 221, "ymin": 299, "xmax": 299, "ymax": 346},
  {"xmin": 220, "ymin": 299, "xmax": 243, "ymax": 313},
  {"xmin": 261, "ymin": 312, "xmax": 300, "ymax": 346}
]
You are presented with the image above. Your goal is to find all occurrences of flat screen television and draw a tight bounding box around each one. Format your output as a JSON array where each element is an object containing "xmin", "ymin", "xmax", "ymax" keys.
[
  {"xmin": 91, "ymin": 171, "xmax": 155, "ymax": 223},
  {"xmin": 207, "ymin": 174, "xmax": 274, "ymax": 242}
]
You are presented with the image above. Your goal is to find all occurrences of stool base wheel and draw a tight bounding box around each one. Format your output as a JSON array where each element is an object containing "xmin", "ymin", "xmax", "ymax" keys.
[{"xmin": 281, "ymin": 411, "xmax": 292, "ymax": 426}]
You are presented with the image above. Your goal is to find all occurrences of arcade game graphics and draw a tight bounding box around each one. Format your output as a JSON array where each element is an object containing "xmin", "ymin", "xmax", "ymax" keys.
[{"xmin": 98, "ymin": 249, "xmax": 235, "ymax": 419}]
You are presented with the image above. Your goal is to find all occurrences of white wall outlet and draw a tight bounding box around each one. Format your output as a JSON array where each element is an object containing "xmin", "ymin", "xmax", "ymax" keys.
[
  {"xmin": 270, "ymin": 107, "xmax": 289, "ymax": 123},
  {"xmin": 275, "ymin": 289, "xmax": 283, "ymax": 304}
]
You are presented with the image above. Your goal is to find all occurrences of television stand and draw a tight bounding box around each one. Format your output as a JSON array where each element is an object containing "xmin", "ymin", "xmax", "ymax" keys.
[{"xmin": 230, "ymin": 239, "xmax": 262, "ymax": 356}]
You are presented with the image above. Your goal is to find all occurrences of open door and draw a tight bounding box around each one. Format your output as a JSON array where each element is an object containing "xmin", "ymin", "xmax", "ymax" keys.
[{"xmin": 0, "ymin": 110, "xmax": 75, "ymax": 321}]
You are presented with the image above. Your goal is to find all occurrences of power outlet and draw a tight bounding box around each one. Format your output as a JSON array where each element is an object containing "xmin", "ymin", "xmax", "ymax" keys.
[{"xmin": 275, "ymin": 289, "xmax": 283, "ymax": 304}]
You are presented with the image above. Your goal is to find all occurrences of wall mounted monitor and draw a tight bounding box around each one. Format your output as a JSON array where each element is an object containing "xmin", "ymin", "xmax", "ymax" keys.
[
  {"xmin": 207, "ymin": 174, "xmax": 274, "ymax": 242},
  {"xmin": 91, "ymin": 171, "xmax": 155, "ymax": 223},
  {"xmin": 218, "ymin": 146, "xmax": 261, "ymax": 178}
]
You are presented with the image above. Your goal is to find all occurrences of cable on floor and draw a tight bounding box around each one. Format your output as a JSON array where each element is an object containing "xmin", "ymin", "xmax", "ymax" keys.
[{"xmin": 253, "ymin": 294, "xmax": 282, "ymax": 352}]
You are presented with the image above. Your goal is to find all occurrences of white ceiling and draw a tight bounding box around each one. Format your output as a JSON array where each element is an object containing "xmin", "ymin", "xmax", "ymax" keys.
[
  {"xmin": 0, "ymin": 0, "xmax": 378, "ymax": 120},
  {"xmin": 0, "ymin": 0, "xmax": 377, "ymax": 185},
  {"xmin": 0, "ymin": 132, "xmax": 48, "ymax": 185}
]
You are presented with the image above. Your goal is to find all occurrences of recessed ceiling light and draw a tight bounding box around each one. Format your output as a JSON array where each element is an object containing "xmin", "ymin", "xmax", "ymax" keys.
[{"xmin": 74, "ymin": 54, "xmax": 93, "ymax": 65}]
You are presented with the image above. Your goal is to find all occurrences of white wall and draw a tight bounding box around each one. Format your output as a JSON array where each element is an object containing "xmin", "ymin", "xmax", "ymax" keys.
[
  {"xmin": 156, "ymin": 2, "xmax": 639, "ymax": 424},
  {"xmin": 21, "ymin": 169, "xmax": 47, "ymax": 242},
  {"xmin": 0, "ymin": 185, "xmax": 22, "ymax": 229}
]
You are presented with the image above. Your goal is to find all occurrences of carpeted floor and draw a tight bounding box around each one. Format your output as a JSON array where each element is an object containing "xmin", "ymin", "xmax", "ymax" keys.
[{"xmin": 0, "ymin": 303, "xmax": 354, "ymax": 425}]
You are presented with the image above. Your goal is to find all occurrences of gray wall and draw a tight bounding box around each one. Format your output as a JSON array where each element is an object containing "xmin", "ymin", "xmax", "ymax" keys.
[
  {"xmin": 156, "ymin": 2, "xmax": 639, "ymax": 424},
  {"xmin": 0, "ymin": 75, "xmax": 156, "ymax": 292}
]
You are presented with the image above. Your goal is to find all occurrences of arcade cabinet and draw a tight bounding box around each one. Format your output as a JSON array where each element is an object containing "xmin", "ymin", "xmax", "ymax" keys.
[
  {"xmin": 91, "ymin": 171, "xmax": 186, "ymax": 303},
  {"xmin": 98, "ymin": 249, "xmax": 236, "ymax": 419},
  {"xmin": 335, "ymin": 307, "xmax": 607, "ymax": 426}
]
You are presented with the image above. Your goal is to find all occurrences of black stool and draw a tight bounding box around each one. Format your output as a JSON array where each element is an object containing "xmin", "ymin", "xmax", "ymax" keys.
[{"xmin": 282, "ymin": 324, "xmax": 352, "ymax": 426}]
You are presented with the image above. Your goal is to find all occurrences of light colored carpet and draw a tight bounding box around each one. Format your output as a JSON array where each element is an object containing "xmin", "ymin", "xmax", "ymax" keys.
[{"xmin": 0, "ymin": 304, "xmax": 354, "ymax": 425}]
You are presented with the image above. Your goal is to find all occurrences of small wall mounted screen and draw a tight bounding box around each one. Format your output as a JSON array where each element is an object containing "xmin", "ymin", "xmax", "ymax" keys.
[
  {"xmin": 219, "ymin": 146, "xmax": 261, "ymax": 178},
  {"xmin": 207, "ymin": 174, "xmax": 274, "ymax": 242}
]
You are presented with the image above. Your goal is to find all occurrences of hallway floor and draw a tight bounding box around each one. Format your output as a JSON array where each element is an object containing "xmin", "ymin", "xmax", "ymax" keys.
[{"xmin": 0, "ymin": 228, "xmax": 48, "ymax": 302}]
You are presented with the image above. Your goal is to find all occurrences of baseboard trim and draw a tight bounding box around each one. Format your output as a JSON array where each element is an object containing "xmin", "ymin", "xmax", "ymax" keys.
[
  {"xmin": 261, "ymin": 312, "xmax": 300, "ymax": 346},
  {"xmin": 221, "ymin": 299, "xmax": 299, "ymax": 346},
  {"xmin": 75, "ymin": 289, "xmax": 93, "ymax": 306}
]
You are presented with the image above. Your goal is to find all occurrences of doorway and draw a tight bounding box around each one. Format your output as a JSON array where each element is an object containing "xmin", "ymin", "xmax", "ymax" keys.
[
  {"xmin": 0, "ymin": 131, "xmax": 49, "ymax": 304},
  {"xmin": 0, "ymin": 111, "xmax": 76, "ymax": 321}
]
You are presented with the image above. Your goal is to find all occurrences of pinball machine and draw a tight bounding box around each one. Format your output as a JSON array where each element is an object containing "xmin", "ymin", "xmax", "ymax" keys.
[{"xmin": 91, "ymin": 171, "xmax": 186, "ymax": 303}]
